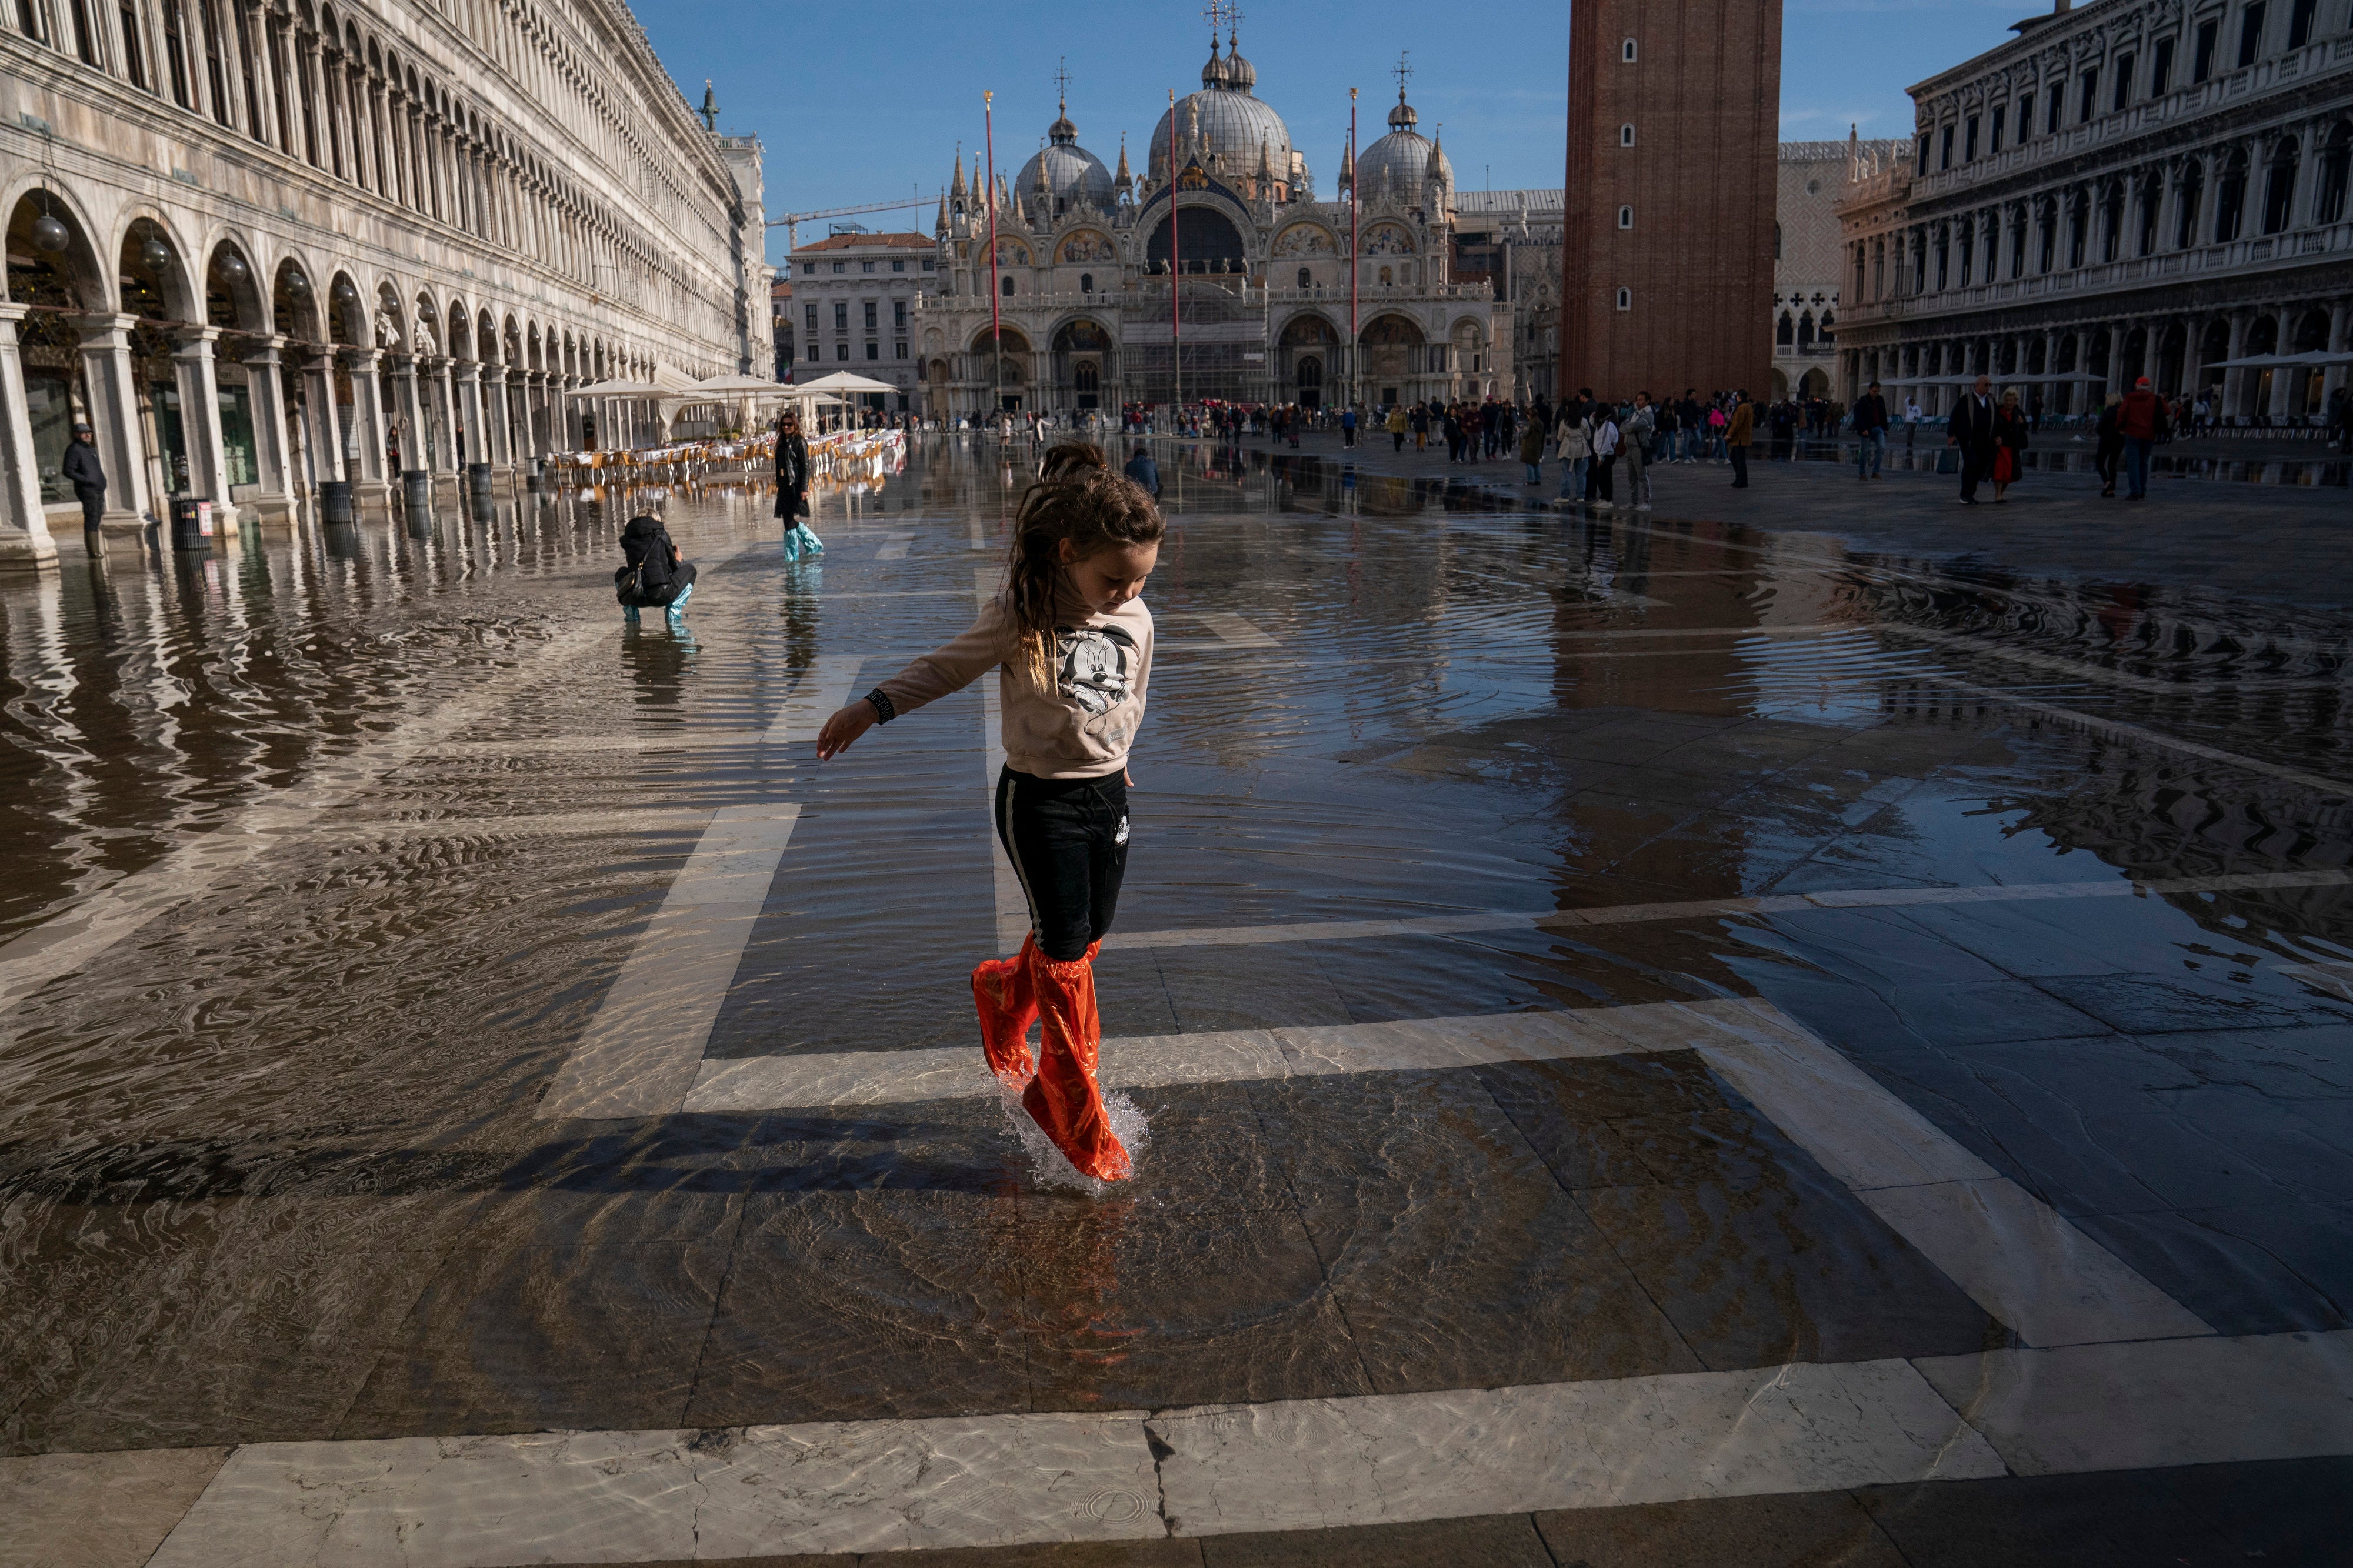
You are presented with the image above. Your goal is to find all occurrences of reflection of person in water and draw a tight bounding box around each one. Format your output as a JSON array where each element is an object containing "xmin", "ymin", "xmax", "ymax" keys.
[{"xmin": 817, "ymin": 444, "xmax": 1163, "ymax": 1183}]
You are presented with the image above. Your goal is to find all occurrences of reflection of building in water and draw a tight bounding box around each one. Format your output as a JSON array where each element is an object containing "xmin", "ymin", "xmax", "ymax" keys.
[
  {"xmin": 915, "ymin": 31, "xmax": 1510, "ymax": 418},
  {"xmin": 1836, "ymin": 0, "xmax": 2353, "ymax": 422}
]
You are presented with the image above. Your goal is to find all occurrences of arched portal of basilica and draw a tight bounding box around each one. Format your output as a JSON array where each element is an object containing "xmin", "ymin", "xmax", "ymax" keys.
[{"xmin": 916, "ymin": 29, "xmax": 1509, "ymax": 418}]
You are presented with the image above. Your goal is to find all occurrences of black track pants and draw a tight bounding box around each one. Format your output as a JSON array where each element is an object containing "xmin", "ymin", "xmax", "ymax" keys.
[{"xmin": 995, "ymin": 765, "xmax": 1128, "ymax": 962}]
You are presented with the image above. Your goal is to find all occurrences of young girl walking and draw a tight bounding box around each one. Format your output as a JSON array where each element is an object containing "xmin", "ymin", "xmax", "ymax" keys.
[{"xmin": 816, "ymin": 444, "xmax": 1162, "ymax": 1182}]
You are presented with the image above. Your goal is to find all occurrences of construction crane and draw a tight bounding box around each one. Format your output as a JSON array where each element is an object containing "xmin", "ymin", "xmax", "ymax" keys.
[{"xmin": 766, "ymin": 195, "xmax": 934, "ymax": 250}]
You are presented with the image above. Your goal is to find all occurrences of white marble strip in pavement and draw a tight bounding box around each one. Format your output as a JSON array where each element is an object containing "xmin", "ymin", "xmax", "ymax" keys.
[
  {"xmin": 684, "ymin": 995, "xmax": 2207, "ymax": 1349},
  {"xmin": 762, "ymin": 655, "xmax": 866, "ymax": 745},
  {"xmin": 55, "ymin": 1330, "xmax": 2352, "ymax": 1564},
  {"xmin": 1099, "ymin": 868, "xmax": 2353, "ymax": 951},
  {"xmin": 875, "ymin": 531, "xmax": 914, "ymax": 560},
  {"xmin": 1188, "ymin": 610, "xmax": 1280, "ymax": 648},
  {"xmin": 1915, "ymin": 1329, "xmax": 2353, "ymax": 1476},
  {"xmin": 536, "ymin": 804, "xmax": 801, "ymax": 1120},
  {"xmin": 1939, "ymin": 676, "xmax": 2353, "ymax": 795}
]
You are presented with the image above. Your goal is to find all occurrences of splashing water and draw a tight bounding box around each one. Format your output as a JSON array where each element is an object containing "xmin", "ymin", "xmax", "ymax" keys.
[{"xmin": 996, "ymin": 1083, "xmax": 1151, "ymax": 1197}]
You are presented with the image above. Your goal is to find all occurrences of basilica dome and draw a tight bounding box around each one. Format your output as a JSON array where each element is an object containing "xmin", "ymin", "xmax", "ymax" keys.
[
  {"xmin": 1354, "ymin": 87, "xmax": 1452, "ymax": 198},
  {"xmin": 1147, "ymin": 38, "xmax": 1294, "ymax": 186},
  {"xmin": 1016, "ymin": 101, "xmax": 1115, "ymax": 212}
]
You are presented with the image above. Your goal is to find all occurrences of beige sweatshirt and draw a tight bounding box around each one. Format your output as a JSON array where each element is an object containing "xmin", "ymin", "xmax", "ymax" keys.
[{"xmin": 871, "ymin": 586, "xmax": 1153, "ymax": 779}]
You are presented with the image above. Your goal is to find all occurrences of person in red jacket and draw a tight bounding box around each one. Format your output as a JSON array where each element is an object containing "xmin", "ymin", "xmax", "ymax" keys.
[{"xmin": 2117, "ymin": 376, "xmax": 2170, "ymax": 501}]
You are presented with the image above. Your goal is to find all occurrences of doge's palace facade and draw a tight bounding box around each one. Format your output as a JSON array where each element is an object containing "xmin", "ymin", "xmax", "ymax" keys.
[{"xmin": 1, "ymin": 0, "xmax": 766, "ymax": 565}]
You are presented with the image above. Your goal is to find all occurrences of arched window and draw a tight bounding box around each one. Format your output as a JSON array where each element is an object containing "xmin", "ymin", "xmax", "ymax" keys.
[
  {"xmin": 1777, "ymin": 311, "xmax": 1795, "ymax": 346},
  {"xmin": 1618, "ymin": 205, "xmax": 1633, "ymax": 229},
  {"xmin": 2213, "ymin": 152, "xmax": 2248, "ymax": 242},
  {"xmin": 2175, "ymin": 159, "xmax": 2205, "ymax": 248},
  {"xmin": 1378, "ymin": 265, "xmax": 1392, "ymax": 285},
  {"xmin": 2318, "ymin": 124, "xmax": 2352, "ymax": 225},
  {"xmin": 1819, "ymin": 309, "xmax": 1836, "ymax": 342},
  {"xmin": 1797, "ymin": 312, "xmax": 1816, "ymax": 348},
  {"xmin": 1619, "ymin": 122, "xmax": 1636, "ymax": 146},
  {"xmin": 1615, "ymin": 286, "xmax": 1631, "ymax": 310},
  {"xmin": 1297, "ymin": 266, "xmax": 1310, "ymax": 288},
  {"xmin": 1079, "ymin": 272, "xmax": 1094, "ymax": 293},
  {"xmin": 2262, "ymin": 139, "xmax": 2300, "ymax": 233},
  {"xmin": 1621, "ymin": 38, "xmax": 1637, "ymax": 61},
  {"xmin": 1001, "ymin": 273, "xmax": 1015, "ymax": 296}
]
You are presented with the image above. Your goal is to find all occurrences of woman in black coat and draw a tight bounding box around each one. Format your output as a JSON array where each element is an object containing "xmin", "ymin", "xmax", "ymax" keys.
[
  {"xmin": 616, "ymin": 513, "xmax": 695, "ymax": 622},
  {"xmin": 772, "ymin": 408, "xmax": 822, "ymax": 559}
]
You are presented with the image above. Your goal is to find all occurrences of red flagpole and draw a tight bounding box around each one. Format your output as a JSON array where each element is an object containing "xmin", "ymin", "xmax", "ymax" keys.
[
  {"xmin": 1168, "ymin": 88, "xmax": 1181, "ymax": 422},
  {"xmin": 1349, "ymin": 87, "xmax": 1359, "ymax": 410},
  {"xmin": 985, "ymin": 89, "xmax": 1002, "ymax": 423}
]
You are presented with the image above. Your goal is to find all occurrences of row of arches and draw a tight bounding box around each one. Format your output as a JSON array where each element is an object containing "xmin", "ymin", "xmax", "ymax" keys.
[
  {"xmin": 1851, "ymin": 301, "xmax": 2346, "ymax": 420},
  {"xmin": 915, "ymin": 307, "xmax": 1491, "ymax": 414},
  {"xmin": 3, "ymin": 179, "xmax": 678, "ymax": 533}
]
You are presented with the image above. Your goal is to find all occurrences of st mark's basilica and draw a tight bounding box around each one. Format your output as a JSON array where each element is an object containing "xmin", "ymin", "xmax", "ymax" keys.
[{"xmin": 915, "ymin": 30, "xmax": 1512, "ymax": 420}]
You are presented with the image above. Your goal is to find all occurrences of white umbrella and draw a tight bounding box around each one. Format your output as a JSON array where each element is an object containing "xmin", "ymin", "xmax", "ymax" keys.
[
  {"xmin": 574, "ymin": 378, "xmax": 664, "ymax": 396},
  {"xmin": 795, "ymin": 371, "xmax": 900, "ymax": 395}
]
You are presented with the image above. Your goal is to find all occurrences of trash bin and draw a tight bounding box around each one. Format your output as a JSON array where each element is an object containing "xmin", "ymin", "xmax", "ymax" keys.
[
  {"xmin": 466, "ymin": 462, "xmax": 493, "ymax": 496},
  {"xmin": 319, "ymin": 480, "xmax": 354, "ymax": 524},
  {"xmin": 169, "ymin": 496, "xmax": 214, "ymax": 551},
  {"xmin": 401, "ymin": 469, "xmax": 432, "ymax": 511}
]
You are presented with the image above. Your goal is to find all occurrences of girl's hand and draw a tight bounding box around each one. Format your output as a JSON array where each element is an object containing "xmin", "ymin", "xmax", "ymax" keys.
[{"xmin": 816, "ymin": 699, "xmax": 879, "ymax": 760}]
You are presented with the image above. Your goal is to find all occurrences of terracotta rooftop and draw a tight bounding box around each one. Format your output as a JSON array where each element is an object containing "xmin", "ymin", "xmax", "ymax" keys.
[{"xmin": 791, "ymin": 231, "xmax": 934, "ymax": 254}]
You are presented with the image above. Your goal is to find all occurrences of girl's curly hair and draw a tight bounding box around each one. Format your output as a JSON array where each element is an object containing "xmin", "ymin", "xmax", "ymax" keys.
[{"xmin": 1004, "ymin": 443, "xmax": 1164, "ymax": 689}]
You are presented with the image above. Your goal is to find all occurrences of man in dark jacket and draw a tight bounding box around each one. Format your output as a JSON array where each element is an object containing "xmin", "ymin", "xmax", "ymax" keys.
[
  {"xmin": 1852, "ymin": 382, "xmax": 1889, "ymax": 481},
  {"xmin": 2116, "ymin": 375, "xmax": 2169, "ymax": 501},
  {"xmin": 1947, "ymin": 374, "xmax": 1998, "ymax": 503},
  {"xmin": 63, "ymin": 423, "xmax": 106, "ymax": 530}
]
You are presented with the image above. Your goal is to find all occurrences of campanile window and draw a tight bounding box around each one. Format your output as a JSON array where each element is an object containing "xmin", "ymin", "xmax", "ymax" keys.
[
  {"xmin": 1619, "ymin": 122, "xmax": 1635, "ymax": 146},
  {"xmin": 1621, "ymin": 38, "xmax": 1637, "ymax": 61}
]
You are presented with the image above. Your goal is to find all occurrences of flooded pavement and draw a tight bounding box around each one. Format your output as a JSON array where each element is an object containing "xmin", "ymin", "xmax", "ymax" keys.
[{"xmin": 3, "ymin": 436, "xmax": 2351, "ymax": 1566}]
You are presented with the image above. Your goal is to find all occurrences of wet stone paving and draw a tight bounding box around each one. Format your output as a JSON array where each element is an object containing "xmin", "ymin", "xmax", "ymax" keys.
[{"xmin": 2, "ymin": 436, "xmax": 2351, "ymax": 1567}]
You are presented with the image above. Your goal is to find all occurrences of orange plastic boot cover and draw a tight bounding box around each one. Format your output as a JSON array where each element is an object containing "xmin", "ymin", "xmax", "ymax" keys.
[
  {"xmin": 1021, "ymin": 945, "xmax": 1131, "ymax": 1181},
  {"xmin": 972, "ymin": 934, "xmax": 1039, "ymax": 1088}
]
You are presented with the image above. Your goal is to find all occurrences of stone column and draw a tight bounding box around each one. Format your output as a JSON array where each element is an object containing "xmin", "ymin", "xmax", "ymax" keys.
[
  {"xmin": 302, "ymin": 350, "xmax": 346, "ymax": 483},
  {"xmin": 343, "ymin": 348, "xmax": 390, "ymax": 500},
  {"xmin": 2267, "ymin": 311, "xmax": 2299, "ymax": 421},
  {"xmin": 419, "ymin": 356, "xmax": 455, "ymax": 473},
  {"xmin": 0, "ymin": 306, "xmax": 59, "ymax": 570},
  {"xmin": 481, "ymin": 368, "xmax": 510, "ymax": 468},
  {"xmin": 554, "ymin": 374, "xmax": 574, "ymax": 451},
  {"xmin": 241, "ymin": 337, "xmax": 296, "ymax": 515},
  {"xmin": 2221, "ymin": 310, "xmax": 2252, "ymax": 418},
  {"xmin": 385, "ymin": 353, "xmax": 421, "ymax": 472},
  {"xmin": 171, "ymin": 327, "xmax": 233, "ymax": 506},
  {"xmin": 76, "ymin": 313, "xmax": 153, "ymax": 535},
  {"xmin": 456, "ymin": 361, "xmax": 484, "ymax": 467},
  {"xmin": 2323, "ymin": 299, "xmax": 2349, "ymax": 413}
]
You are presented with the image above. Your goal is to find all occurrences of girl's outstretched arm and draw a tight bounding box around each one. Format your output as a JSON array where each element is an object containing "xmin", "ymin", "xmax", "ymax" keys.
[
  {"xmin": 814, "ymin": 596, "xmax": 1014, "ymax": 762},
  {"xmin": 816, "ymin": 700, "xmax": 878, "ymax": 760}
]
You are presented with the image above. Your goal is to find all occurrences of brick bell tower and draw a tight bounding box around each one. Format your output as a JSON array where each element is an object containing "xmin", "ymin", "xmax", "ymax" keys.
[{"xmin": 1560, "ymin": 0, "xmax": 1783, "ymax": 401}]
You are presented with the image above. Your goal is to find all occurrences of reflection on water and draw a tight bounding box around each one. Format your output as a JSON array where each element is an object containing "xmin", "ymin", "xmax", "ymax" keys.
[{"xmin": 2, "ymin": 436, "xmax": 2350, "ymax": 1469}]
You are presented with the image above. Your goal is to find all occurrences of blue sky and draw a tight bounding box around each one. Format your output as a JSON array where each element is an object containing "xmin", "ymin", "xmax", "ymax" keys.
[{"xmin": 633, "ymin": 0, "xmax": 2037, "ymax": 266}]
